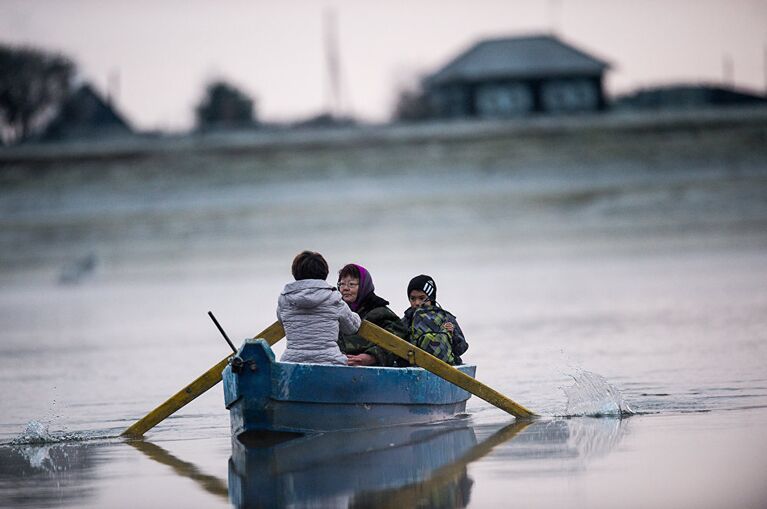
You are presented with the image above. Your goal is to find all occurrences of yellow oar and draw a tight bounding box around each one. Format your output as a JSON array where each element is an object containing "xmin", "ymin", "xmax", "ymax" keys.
[
  {"xmin": 358, "ymin": 320, "xmax": 537, "ymax": 419},
  {"xmin": 122, "ymin": 321, "xmax": 285, "ymax": 438}
]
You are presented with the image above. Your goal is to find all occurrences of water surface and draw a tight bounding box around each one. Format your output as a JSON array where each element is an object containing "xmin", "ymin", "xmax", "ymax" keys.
[{"xmin": 1, "ymin": 134, "xmax": 766, "ymax": 508}]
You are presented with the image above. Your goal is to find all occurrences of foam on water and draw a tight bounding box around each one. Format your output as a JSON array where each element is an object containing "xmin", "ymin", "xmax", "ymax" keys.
[
  {"xmin": 560, "ymin": 369, "xmax": 635, "ymax": 418},
  {"xmin": 7, "ymin": 420, "xmax": 113, "ymax": 446}
]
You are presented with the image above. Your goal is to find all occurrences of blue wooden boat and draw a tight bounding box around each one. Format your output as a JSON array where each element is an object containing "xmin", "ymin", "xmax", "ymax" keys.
[{"xmin": 222, "ymin": 339, "xmax": 476, "ymax": 436}]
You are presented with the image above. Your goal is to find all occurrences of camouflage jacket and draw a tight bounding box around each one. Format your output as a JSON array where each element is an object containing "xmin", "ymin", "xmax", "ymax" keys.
[
  {"xmin": 399, "ymin": 304, "xmax": 468, "ymax": 366},
  {"xmin": 337, "ymin": 293, "xmax": 408, "ymax": 367}
]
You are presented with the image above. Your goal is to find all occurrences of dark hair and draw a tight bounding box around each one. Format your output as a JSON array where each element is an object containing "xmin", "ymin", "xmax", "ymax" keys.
[
  {"xmin": 291, "ymin": 251, "xmax": 329, "ymax": 280},
  {"xmin": 337, "ymin": 263, "xmax": 360, "ymax": 281}
]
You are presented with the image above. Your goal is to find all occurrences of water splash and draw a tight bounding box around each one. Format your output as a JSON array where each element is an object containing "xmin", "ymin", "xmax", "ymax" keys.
[
  {"xmin": 560, "ymin": 369, "xmax": 634, "ymax": 418},
  {"xmin": 8, "ymin": 420, "xmax": 111, "ymax": 445}
]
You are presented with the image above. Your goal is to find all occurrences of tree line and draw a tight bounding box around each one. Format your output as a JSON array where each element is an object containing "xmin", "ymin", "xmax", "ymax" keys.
[
  {"xmin": 1, "ymin": 43, "xmax": 432, "ymax": 146},
  {"xmin": 0, "ymin": 45, "xmax": 74, "ymax": 144},
  {"xmin": 0, "ymin": 45, "xmax": 255, "ymax": 145}
]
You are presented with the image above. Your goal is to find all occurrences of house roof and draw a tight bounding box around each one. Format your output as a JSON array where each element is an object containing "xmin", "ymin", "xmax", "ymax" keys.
[
  {"xmin": 427, "ymin": 34, "xmax": 610, "ymax": 85},
  {"xmin": 43, "ymin": 83, "xmax": 132, "ymax": 140}
]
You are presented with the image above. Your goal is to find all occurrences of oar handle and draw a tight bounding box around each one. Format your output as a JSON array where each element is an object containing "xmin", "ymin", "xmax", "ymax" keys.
[{"xmin": 208, "ymin": 311, "xmax": 237, "ymax": 353}]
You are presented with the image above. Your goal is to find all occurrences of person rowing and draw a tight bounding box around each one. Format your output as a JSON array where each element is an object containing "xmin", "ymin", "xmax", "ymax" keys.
[{"xmin": 277, "ymin": 251, "xmax": 360, "ymax": 365}]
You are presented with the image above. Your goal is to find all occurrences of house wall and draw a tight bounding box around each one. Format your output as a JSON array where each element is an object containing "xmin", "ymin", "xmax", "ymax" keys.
[
  {"xmin": 475, "ymin": 81, "xmax": 535, "ymax": 117},
  {"xmin": 539, "ymin": 76, "xmax": 602, "ymax": 113},
  {"xmin": 429, "ymin": 75, "xmax": 605, "ymax": 119},
  {"xmin": 429, "ymin": 84, "xmax": 471, "ymax": 118},
  {"xmin": 615, "ymin": 87, "xmax": 767, "ymax": 111}
]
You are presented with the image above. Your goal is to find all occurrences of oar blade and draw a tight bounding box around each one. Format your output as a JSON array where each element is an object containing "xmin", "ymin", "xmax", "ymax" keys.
[
  {"xmin": 122, "ymin": 321, "xmax": 285, "ymax": 438},
  {"xmin": 357, "ymin": 321, "xmax": 537, "ymax": 419}
]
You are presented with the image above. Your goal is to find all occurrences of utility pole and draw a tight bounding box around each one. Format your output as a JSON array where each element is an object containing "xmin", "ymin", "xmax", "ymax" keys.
[
  {"xmin": 548, "ymin": 0, "xmax": 562, "ymax": 35},
  {"xmin": 324, "ymin": 8, "xmax": 342, "ymax": 118},
  {"xmin": 722, "ymin": 53, "xmax": 734, "ymax": 88},
  {"xmin": 107, "ymin": 69, "xmax": 120, "ymax": 106}
]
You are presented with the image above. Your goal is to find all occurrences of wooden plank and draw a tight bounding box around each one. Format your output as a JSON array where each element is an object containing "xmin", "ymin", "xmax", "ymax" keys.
[
  {"xmin": 122, "ymin": 321, "xmax": 285, "ymax": 438},
  {"xmin": 358, "ymin": 320, "xmax": 537, "ymax": 419}
]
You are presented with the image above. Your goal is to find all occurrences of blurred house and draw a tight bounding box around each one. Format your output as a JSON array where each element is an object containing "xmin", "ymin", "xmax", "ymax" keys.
[
  {"xmin": 614, "ymin": 85, "xmax": 767, "ymax": 111},
  {"xmin": 425, "ymin": 35, "xmax": 610, "ymax": 119},
  {"xmin": 43, "ymin": 84, "xmax": 132, "ymax": 141}
]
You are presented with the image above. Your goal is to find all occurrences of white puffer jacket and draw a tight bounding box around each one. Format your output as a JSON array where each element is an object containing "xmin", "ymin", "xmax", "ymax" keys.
[{"xmin": 277, "ymin": 279, "xmax": 360, "ymax": 365}]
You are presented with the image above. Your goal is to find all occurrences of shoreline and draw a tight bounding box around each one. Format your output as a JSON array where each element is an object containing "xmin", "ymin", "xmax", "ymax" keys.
[
  {"xmin": 1, "ymin": 106, "xmax": 766, "ymax": 166},
  {"xmin": 1, "ymin": 105, "xmax": 765, "ymax": 280}
]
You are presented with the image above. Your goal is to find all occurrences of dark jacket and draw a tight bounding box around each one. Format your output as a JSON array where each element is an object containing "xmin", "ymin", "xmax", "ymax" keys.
[{"xmin": 337, "ymin": 292, "xmax": 408, "ymax": 366}]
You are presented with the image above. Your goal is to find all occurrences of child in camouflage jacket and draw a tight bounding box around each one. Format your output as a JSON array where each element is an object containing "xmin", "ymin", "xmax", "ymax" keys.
[{"xmin": 399, "ymin": 274, "xmax": 468, "ymax": 366}]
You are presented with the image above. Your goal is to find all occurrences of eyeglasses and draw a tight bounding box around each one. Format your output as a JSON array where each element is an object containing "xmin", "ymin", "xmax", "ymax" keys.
[{"xmin": 337, "ymin": 282, "xmax": 359, "ymax": 289}]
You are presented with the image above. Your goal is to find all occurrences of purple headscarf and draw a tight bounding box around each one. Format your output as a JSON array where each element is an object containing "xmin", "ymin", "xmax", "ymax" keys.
[{"xmin": 349, "ymin": 264, "xmax": 375, "ymax": 312}]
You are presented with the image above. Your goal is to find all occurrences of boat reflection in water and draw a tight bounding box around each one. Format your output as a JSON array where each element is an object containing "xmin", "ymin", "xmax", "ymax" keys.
[
  {"xmin": 228, "ymin": 416, "xmax": 627, "ymax": 508},
  {"xmin": 229, "ymin": 419, "xmax": 484, "ymax": 508},
  {"xmin": 123, "ymin": 416, "xmax": 628, "ymax": 508}
]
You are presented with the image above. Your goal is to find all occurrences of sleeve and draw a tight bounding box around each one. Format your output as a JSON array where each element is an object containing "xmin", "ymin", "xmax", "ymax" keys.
[
  {"xmin": 276, "ymin": 296, "xmax": 284, "ymax": 323},
  {"xmin": 364, "ymin": 307, "xmax": 408, "ymax": 366},
  {"xmin": 380, "ymin": 311, "xmax": 409, "ymax": 339},
  {"xmin": 366, "ymin": 306, "xmax": 408, "ymax": 339},
  {"xmin": 451, "ymin": 320, "xmax": 468, "ymax": 356},
  {"xmin": 337, "ymin": 330, "xmax": 391, "ymax": 366},
  {"xmin": 337, "ymin": 299, "xmax": 362, "ymax": 335}
]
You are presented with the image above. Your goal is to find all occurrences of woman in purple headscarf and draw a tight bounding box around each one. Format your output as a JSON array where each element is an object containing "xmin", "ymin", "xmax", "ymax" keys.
[{"xmin": 336, "ymin": 263, "xmax": 408, "ymax": 366}]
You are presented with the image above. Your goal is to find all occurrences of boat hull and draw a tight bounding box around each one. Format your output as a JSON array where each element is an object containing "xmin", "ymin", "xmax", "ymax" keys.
[{"xmin": 222, "ymin": 339, "xmax": 476, "ymax": 435}]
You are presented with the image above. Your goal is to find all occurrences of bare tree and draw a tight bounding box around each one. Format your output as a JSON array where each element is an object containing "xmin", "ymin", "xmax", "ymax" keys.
[
  {"xmin": 195, "ymin": 80, "xmax": 256, "ymax": 131},
  {"xmin": 392, "ymin": 81, "xmax": 434, "ymax": 122},
  {"xmin": 0, "ymin": 44, "xmax": 75, "ymax": 144}
]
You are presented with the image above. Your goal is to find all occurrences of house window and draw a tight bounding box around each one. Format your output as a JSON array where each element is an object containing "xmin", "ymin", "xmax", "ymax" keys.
[
  {"xmin": 475, "ymin": 83, "xmax": 533, "ymax": 117},
  {"xmin": 541, "ymin": 79, "xmax": 598, "ymax": 113}
]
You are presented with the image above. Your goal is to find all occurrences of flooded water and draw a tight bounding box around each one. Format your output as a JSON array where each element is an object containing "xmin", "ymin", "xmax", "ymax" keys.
[{"xmin": 1, "ymin": 122, "xmax": 767, "ymax": 508}]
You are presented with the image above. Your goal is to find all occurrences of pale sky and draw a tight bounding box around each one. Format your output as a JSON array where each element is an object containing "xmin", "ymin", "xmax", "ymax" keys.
[{"xmin": 2, "ymin": 0, "xmax": 765, "ymax": 131}]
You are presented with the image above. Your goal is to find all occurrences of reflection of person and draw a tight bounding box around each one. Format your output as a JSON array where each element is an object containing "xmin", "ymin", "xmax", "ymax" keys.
[
  {"xmin": 336, "ymin": 263, "xmax": 408, "ymax": 366},
  {"xmin": 400, "ymin": 275, "xmax": 468, "ymax": 366},
  {"xmin": 277, "ymin": 251, "xmax": 360, "ymax": 365}
]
